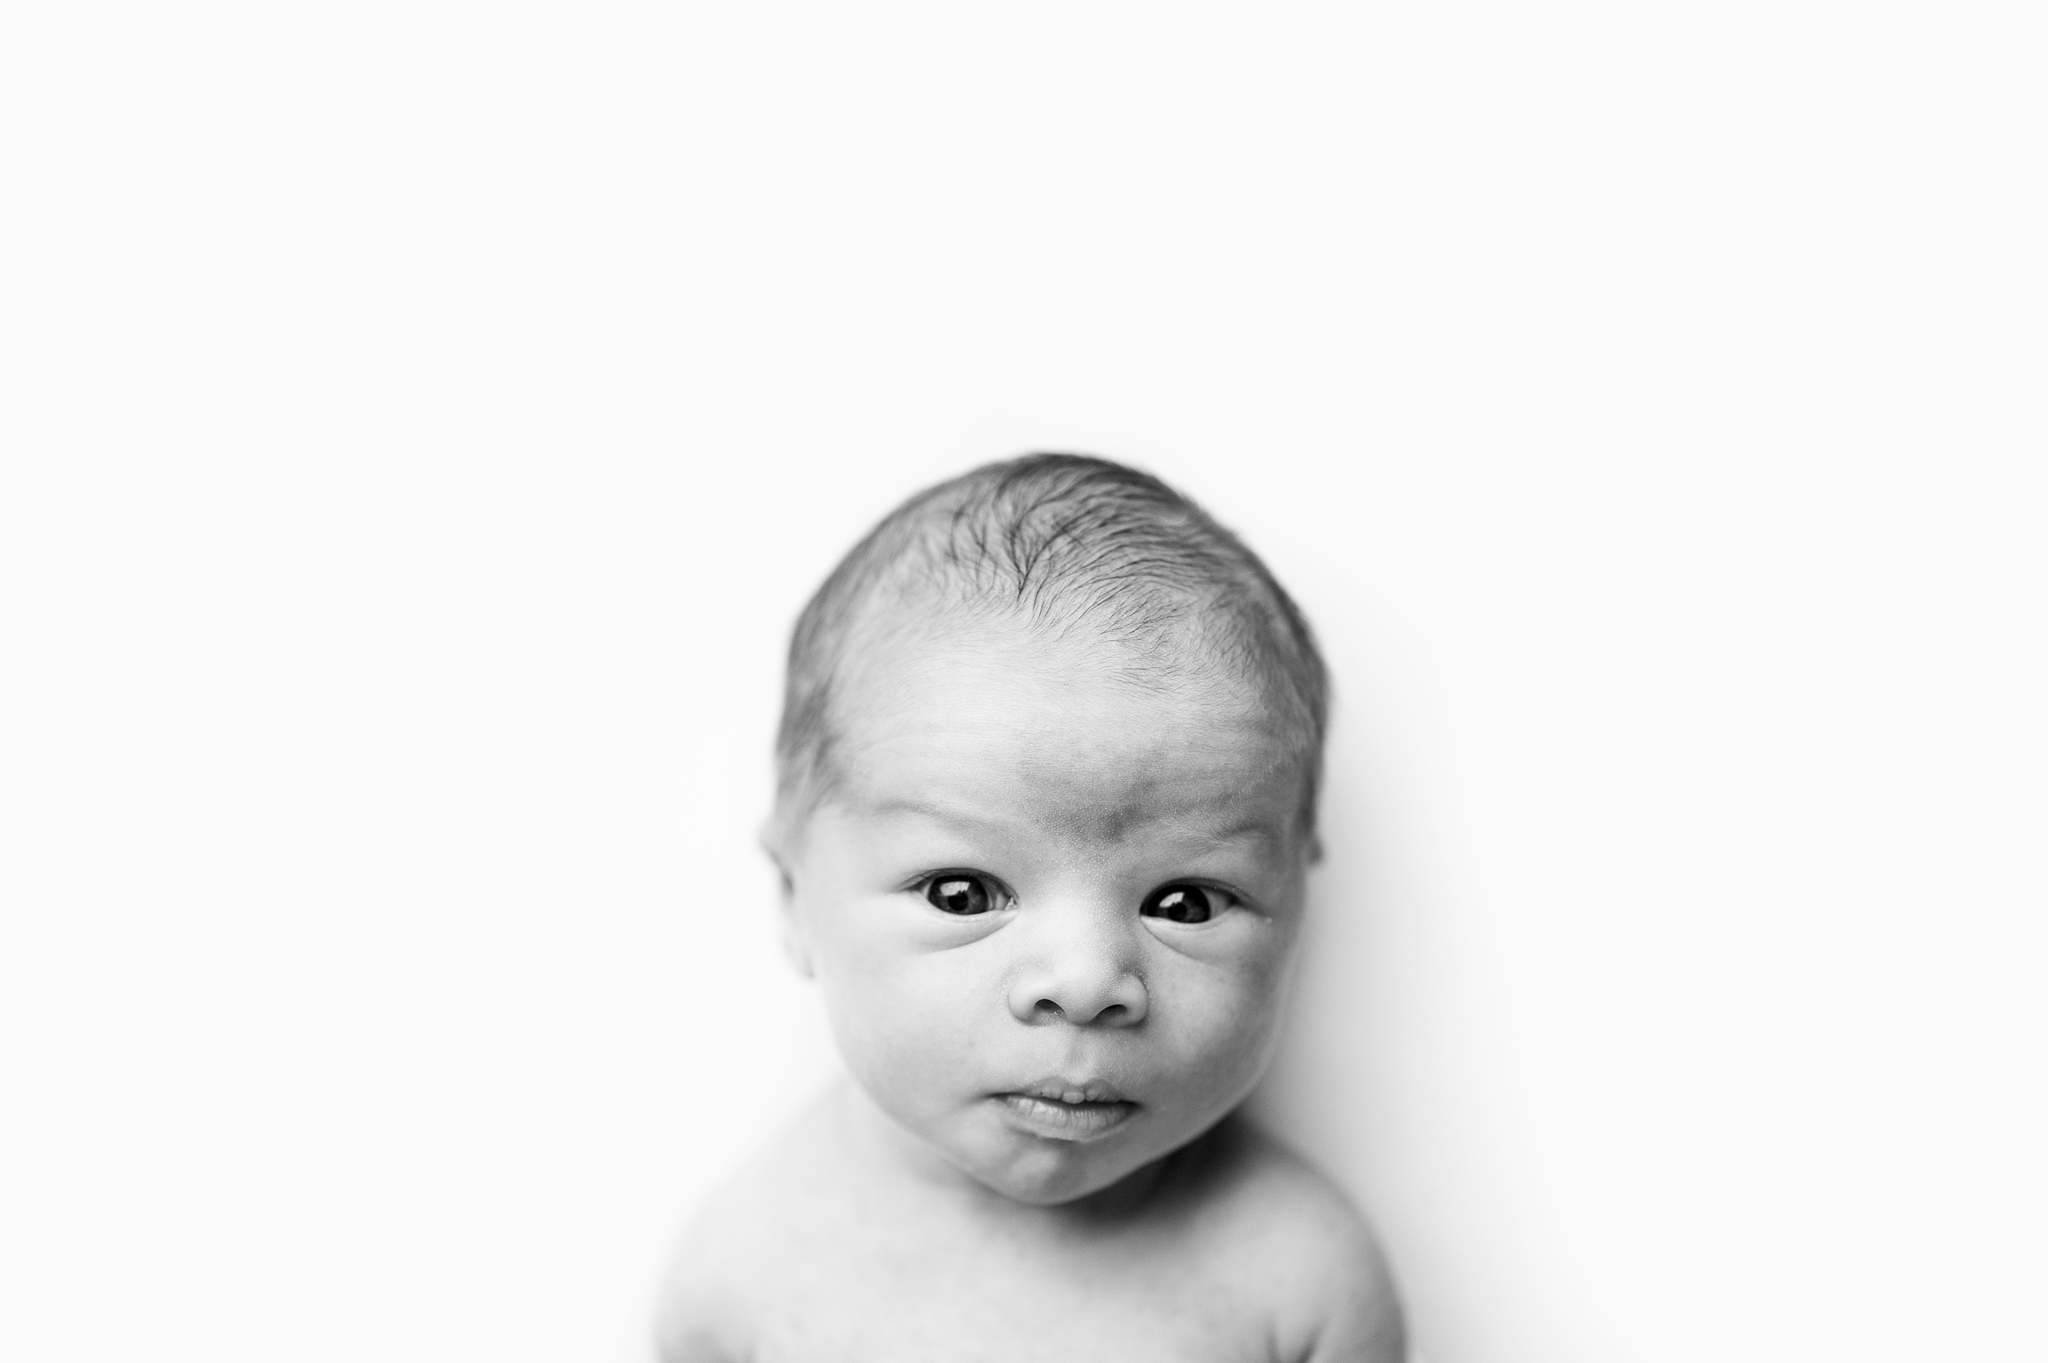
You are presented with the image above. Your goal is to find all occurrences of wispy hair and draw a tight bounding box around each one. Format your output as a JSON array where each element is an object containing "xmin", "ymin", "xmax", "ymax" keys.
[{"xmin": 774, "ymin": 453, "xmax": 1329, "ymax": 831}]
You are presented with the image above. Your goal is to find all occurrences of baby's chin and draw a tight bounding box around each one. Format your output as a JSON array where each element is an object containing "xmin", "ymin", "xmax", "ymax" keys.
[
  {"xmin": 961, "ymin": 1144, "xmax": 1157, "ymax": 1207},
  {"xmin": 942, "ymin": 1111, "xmax": 1197, "ymax": 1207},
  {"xmin": 856, "ymin": 1078, "xmax": 1246, "ymax": 1208}
]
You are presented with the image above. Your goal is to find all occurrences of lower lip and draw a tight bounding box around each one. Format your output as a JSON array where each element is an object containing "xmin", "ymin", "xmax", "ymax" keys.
[{"xmin": 995, "ymin": 1093, "xmax": 1139, "ymax": 1142}]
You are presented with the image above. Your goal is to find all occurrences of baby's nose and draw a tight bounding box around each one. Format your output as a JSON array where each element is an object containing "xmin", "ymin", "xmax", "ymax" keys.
[{"xmin": 1006, "ymin": 901, "xmax": 1149, "ymax": 1027}]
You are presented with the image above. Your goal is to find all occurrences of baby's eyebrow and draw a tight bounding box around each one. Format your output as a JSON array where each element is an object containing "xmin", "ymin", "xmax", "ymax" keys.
[
  {"xmin": 846, "ymin": 794, "xmax": 1004, "ymax": 833},
  {"xmin": 852, "ymin": 792, "xmax": 1284, "ymax": 857},
  {"xmin": 1204, "ymin": 816, "xmax": 1284, "ymax": 850}
]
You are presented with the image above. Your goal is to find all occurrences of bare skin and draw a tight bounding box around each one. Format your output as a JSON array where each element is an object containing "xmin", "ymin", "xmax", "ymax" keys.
[
  {"xmin": 661, "ymin": 616, "xmax": 1403, "ymax": 1360},
  {"xmin": 660, "ymin": 1083, "xmax": 1403, "ymax": 1363}
]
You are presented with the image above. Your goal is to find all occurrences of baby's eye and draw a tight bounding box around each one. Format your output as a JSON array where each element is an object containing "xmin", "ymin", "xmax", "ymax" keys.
[
  {"xmin": 923, "ymin": 872, "xmax": 1009, "ymax": 916},
  {"xmin": 1140, "ymin": 883, "xmax": 1230, "ymax": 924}
]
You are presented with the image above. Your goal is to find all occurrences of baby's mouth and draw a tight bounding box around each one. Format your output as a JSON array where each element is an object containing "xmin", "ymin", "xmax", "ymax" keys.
[{"xmin": 994, "ymin": 1081, "xmax": 1138, "ymax": 1142}]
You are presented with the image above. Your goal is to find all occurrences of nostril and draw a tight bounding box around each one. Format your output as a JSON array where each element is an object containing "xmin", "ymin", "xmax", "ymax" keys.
[{"xmin": 1032, "ymin": 998, "xmax": 1129, "ymax": 1024}]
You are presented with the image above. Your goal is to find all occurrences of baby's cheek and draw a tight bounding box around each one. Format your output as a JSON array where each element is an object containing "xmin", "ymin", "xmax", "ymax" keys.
[
  {"xmin": 1165, "ymin": 971, "xmax": 1283, "ymax": 1081},
  {"xmin": 837, "ymin": 958, "xmax": 990, "ymax": 1080},
  {"xmin": 1175, "ymin": 918, "xmax": 1290, "ymax": 1002}
]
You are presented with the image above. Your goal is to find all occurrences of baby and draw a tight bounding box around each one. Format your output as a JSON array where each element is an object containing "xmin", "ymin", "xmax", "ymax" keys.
[{"xmin": 660, "ymin": 455, "xmax": 1404, "ymax": 1361}]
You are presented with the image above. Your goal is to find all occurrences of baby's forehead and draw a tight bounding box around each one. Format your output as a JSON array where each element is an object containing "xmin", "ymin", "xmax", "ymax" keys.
[
  {"xmin": 842, "ymin": 592, "xmax": 1284, "ymax": 710},
  {"xmin": 824, "ymin": 622, "xmax": 1309, "ymax": 841},
  {"xmin": 837, "ymin": 606, "xmax": 1284, "ymax": 741}
]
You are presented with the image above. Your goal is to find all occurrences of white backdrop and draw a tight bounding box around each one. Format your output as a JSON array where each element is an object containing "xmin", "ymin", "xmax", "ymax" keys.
[{"xmin": 3, "ymin": 3, "xmax": 2043, "ymax": 1360}]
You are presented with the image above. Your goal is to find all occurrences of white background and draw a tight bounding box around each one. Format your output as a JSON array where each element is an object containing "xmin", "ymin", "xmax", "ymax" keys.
[{"xmin": 3, "ymin": 3, "xmax": 2043, "ymax": 1360}]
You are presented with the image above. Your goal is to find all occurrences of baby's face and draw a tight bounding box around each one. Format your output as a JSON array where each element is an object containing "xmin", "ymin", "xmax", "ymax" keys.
[{"xmin": 778, "ymin": 621, "xmax": 1312, "ymax": 1205}]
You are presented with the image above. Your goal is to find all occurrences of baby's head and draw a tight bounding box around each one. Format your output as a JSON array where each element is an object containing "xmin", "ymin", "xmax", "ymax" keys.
[{"xmin": 767, "ymin": 454, "xmax": 1328, "ymax": 1205}]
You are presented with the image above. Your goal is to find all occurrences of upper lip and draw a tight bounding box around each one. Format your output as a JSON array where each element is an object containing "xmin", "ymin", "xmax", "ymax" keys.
[{"xmin": 1009, "ymin": 1077, "xmax": 1131, "ymax": 1105}]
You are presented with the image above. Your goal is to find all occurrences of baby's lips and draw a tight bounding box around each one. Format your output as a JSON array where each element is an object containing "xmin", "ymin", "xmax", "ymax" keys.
[
  {"xmin": 992, "ymin": 1088, "xmax": 1142, "ymax": 1143},
  {"xmin": 1011, "ymin": 1076, "xmax": 1131, "ymax": 1106}
]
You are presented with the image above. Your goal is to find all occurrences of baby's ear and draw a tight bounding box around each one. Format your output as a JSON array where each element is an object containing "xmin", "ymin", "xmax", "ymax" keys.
[
  {"xmin": 776, "ymin": 909, "xmax": 813, "ymax": 979},
  {"xmin": 758, "ymin": 820, "xmax": 813, "ymax": 979}
]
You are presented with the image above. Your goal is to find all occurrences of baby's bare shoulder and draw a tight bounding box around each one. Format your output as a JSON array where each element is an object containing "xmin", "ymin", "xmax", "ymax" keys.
[
  {"xmin": 655, "ymin": 1106, "xmax": 846, "ymax": 1363},
  {"xmin": 1169, "ymin": 1120, "xmax": 1406, "ymax": 1363},
  {"xmin": 655, "ymin": 1164, "xmax": 771, "ymax": 1363}
]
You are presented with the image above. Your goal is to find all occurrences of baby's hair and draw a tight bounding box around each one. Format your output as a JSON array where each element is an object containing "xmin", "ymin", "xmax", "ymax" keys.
[{"xmin": 774, "ymin": 453, "xmax": 1329, "ymax": 833}]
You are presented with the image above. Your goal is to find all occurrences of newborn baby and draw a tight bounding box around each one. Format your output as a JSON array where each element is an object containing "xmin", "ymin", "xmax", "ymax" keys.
[{"xmin": 661, "ymin": 454, "xmax": 1404, "ymax": 1361}]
